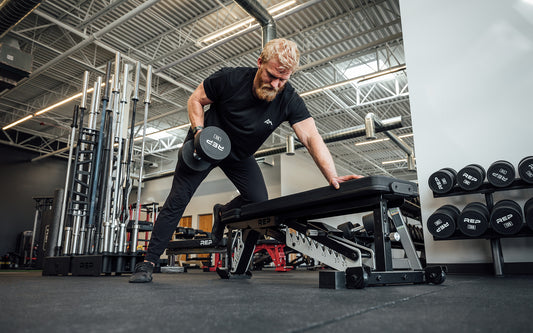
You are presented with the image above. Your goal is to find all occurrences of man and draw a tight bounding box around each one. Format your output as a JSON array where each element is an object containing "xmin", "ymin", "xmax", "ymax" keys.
[{"xmin": 130, "ymin": 38, "xmax": 361, "ymax": 283}]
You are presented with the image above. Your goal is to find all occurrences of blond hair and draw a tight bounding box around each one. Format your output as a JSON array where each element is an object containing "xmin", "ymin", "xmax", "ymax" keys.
[{"xmin": 259, "ymin": 38, "xmax": 300, "ymax": 73}]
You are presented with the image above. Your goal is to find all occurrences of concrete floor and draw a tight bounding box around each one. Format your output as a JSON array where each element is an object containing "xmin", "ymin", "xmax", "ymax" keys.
[{"xmin": 1, "ymin": 268, "xmax": 532, "ymax": 333}]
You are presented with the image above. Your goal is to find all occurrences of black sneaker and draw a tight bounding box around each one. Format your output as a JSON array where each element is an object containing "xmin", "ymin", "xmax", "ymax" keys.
[
  {"xmin": 129, "ymin": 261, "xmax": 154, "ymax": 283},
  {"xmin": 211, "ymin": 204, "xmax": 224, "ymax": 245}
]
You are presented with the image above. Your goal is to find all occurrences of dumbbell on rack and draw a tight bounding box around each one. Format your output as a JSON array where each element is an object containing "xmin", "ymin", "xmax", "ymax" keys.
[
  {"xmin": 487, "ymin": 160, "xmax": 515, "ymax": 187},
  {"xmin": 518, "ymin": 156, "xmax": 533, "ymax": 184},
  {"xmin": 428, "ymin": 168, "xmax": 457, "ymax": 194},
  {"xmin": 490, "ymin": 199, "xmax": 523, "ymax": 235},
  {"xmin": 525, "ymin": 198, "xmax": 533, "ymax": 231},
  {"xmin": 457, "ymin": 164, "xmax": 486, "ymax": 191},
  {"xmin": 457, "ymin": 202, "xmax": 490, "ymax": 237},
  {"xmin": 178, "ymin": 126, "xmax": 231, "ymax": 172},
  {"xmin": 427, "ymin": 205, "xmax": 460, "ymax": 238}
]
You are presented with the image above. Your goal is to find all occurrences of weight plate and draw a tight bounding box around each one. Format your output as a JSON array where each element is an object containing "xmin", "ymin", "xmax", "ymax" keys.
[{"xmin": 487, "ymin": 160, "xmax": 515, "ymax": 187}]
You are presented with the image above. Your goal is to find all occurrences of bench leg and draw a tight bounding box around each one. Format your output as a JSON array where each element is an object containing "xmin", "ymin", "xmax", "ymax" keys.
[{"xmin": 217, "ymin": 229, "xmax": 259, "ymax": 279}]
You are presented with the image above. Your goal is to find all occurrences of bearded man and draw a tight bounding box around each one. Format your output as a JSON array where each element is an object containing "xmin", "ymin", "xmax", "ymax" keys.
[{"xmin": 130, "ymin": 38, "xmax": 360, "ymax": 283}]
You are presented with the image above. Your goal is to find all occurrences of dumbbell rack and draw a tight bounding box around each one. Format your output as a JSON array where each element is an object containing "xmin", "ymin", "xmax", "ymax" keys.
[{"xmin": 432, "ymin": 178, "xmax": 533, "ymax": 276}]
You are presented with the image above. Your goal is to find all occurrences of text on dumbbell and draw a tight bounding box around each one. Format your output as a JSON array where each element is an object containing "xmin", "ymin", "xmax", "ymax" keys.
[{"xmin": 495, "ymin": 214, "xmax": 514, "ymax": 224}]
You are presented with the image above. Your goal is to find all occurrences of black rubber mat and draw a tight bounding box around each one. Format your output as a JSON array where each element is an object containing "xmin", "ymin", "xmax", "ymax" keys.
[{"xmin": 1, "ymin": 269, "xmax": 532, "ymax": 332}]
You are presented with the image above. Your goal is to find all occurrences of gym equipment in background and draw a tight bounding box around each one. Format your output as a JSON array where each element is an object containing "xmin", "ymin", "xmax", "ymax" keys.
[
  {"xmin": 213, "ymin": 176, "xmax": 446, "ymax": 289},
  {"xmin": 42, "ymin": 55, "xmax": 154, "ymax": 276},
  {"xmin": 428, "ymin": 168, "xmax": 457, "ymax": 194},
  {"xmin": 490, "ymin": 199, "xmax": 523, "ymax": 235},
  {"xmin": 426, "ymin": 205, "xmax": 460, "ymax": 239},
  {"xmin": 457, "ymin": 164, "xmax": 486, "ymax": 191},
  {"xmin": 487, "ymin": 160, "xmax": 515, "ymax": 188},
  {"xmin": 457, "ymin": 202, "xmax": 490, "ymax": 237}
]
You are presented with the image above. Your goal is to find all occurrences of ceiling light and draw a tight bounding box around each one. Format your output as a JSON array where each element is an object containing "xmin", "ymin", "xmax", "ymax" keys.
[
  {"xmin": 2, "ymin": 82, "xmax": 107, "ymax": 130},
  {"xmin": 355, "ymin": 133, "xmax": 413, "ymax": 146},
  {"xmin": 382, "ymin": 158, "xmax": 410, "ymax": 165},
  {"xmin": 2, "ymin": 114, "xmax": 34, "ymax": 130},
  {"xmin": 35, "ymin": 91, "xmax": 85, "ymax": 116}
]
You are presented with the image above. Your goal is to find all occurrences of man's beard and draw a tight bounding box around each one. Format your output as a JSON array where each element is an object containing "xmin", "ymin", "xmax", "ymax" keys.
[
  {"xmin": 254, "ymin": 69, "xmax": 285, "ymax": 102},
  {"xmin": 255, "ymin": 83, "xmax": 281, "ymax": 102}
]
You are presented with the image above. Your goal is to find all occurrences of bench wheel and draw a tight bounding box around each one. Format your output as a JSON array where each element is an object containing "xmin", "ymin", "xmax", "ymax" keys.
[
  {"xmin": 425, "ymin": 266, "xmax": 446, "ymax": 285},
  {"xmin": 345, "ymin": 267, "xmax": 368, "ymax": 289}
]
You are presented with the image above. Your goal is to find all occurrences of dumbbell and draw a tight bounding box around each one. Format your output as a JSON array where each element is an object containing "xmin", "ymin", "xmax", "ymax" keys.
[
  {"xmin": 524, "ymin": 198, "xmax": 533, "ymax": 231},
  {"xmin": 361, "ymin": 213, "xmax": 375, "ymax": 235},
  {"xmin": 490, "ymin": 199, "xmax": 523, "ymax": 235},
  {"xmin": 428, "ymin": 168, "xmax": 457, "ymax": 194},
  {"xmin": 457, "ymin": 164, "xmax": 486, "ymax": 191},
  {"xmin": 427, "ymin": 205, "xmax": 460, "ymax": 238},
  {"xmin": 178, "ymin": 126, "xmax": 231, "ymax": 172},
  {"xmin": 406, "ymin": 224, "xmax": 422, "ymax": 242},
  {"xmin": 487, "ymin": 160, "xmax": 515, "ymax": 187},
  {"xmin": 337, "ymin": 221, "xmax": 356, "ymax": 240},
  {"xmin": 518, "ymin": 156, "xmax": 533, "ymax": 184},
  {"xmin": 413, "ymin": 225, "xmax": 424, "ymax": 242},
  {"xmin": 457, "ymin": 202, "xmax": 490, "ymax": 237}
]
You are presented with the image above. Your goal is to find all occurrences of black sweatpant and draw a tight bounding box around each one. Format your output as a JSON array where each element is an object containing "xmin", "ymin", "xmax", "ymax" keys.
[{"xmin": 144, "ymin": 155, "xmax": 268, "ymax": 264}]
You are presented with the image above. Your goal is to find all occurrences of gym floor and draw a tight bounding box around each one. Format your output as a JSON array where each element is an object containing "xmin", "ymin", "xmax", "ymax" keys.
[{"xmin": 1, "ymin": 269, "xmax": 532, "ymax": 333}]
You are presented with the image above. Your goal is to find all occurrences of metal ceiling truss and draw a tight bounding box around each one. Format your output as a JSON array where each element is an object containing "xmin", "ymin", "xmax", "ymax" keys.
[{"xmin": 0, "ymin": 0, "xmax": 416, "ymax": 179}]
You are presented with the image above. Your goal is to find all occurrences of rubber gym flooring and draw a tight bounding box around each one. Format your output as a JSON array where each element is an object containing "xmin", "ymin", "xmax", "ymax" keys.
[{"xmin": 1, "ymin": 268, "xmax": 532, "ymax": 333}]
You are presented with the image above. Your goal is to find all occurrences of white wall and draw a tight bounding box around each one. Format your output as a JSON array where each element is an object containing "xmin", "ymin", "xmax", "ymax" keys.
[
  {"xmin": 400, "ymin": 0, "xmax": 533, "ymax": 263},
  {"xmin": 281, "ymin": 151, "xmax": 375, "ymax": 228},
  {"xmin": 280, "ymin": 151, "xmax": 327, "ymax": 195}
]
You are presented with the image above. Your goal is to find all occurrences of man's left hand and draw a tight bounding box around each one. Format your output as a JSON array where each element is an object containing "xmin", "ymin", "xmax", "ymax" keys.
[{"xmin": 330, "ymin": 175, "xmax": 363, "ymax": 190}]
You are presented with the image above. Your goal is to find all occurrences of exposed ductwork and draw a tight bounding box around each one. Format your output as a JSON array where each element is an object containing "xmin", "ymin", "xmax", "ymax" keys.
[
  {"xmin": 365, "ymin": 113, "xmax": 416, "ymax": 171},
  {"xmin": 233, "ymin": 0, "xmax": 277, "ymax": 46},
  {"xmin": 143, "ymin": 115, "xmax": 405, "ymax": 181},
  {"xmin": 0, "ymin": 0, "xmax": 44, "ymax": 39},
  {"xmin": 254, "ymin": 115, "xmax": 404, "ymax": 158}
]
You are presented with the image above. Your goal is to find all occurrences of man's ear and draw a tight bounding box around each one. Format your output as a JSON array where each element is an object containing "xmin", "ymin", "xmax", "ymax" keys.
[{"xmin": 257, "ymin": 57, "xmax": 262, "ymax": 68}]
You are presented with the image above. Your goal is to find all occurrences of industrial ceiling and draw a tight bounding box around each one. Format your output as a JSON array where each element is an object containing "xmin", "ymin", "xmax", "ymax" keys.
[{"xmin": 0, "ymin": 0, "xmax": 416, "ymax": 181}]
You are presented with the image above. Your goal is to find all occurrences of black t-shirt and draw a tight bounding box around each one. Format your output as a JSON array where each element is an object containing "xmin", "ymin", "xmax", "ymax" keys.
[{"xmin": 203, "ymin": 67, "xmax": 310, "ymax": 160}]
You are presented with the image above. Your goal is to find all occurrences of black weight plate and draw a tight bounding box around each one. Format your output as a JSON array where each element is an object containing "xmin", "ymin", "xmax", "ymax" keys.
[
  {"xmin": 179, "ymin": 140, "xmax": 211, "ymax": 172},
  {"xmin": 518, "ymin": 156, "xmax": 533, "ymax": 184},
  {"xmin": 427, "ymin": 205, "xmax": 458, "ymax": 238},
  {"xmin": 458, "ymin": 202, "xmax": 489, "ymax": 237},
  {"xmin": 487, "ymin": 160, "xmax": 515, "ymax": 187},
  {"xmin": 194, "ymin": 126, "xmax": 231, "ymax": 162},
  {"xmin": 428, "ymin": 168, "xmax": 456, "ymax": 194},
  {"xmin": 457, "ymin": 164, "xmax": 485, "ymax": 190},
  {"xmin": 490, "ymin": 200, "xmax": 523, "ymax": 235}
]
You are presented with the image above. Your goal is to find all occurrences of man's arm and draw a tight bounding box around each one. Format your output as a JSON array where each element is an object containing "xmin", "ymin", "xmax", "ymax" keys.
[
  {"xmin": 187, "ymin": 82, "xmax": 213, "ymax": 134},
  {"xmin": 292, "ymin": 118, "xmax": 362, "ymax": 189}
]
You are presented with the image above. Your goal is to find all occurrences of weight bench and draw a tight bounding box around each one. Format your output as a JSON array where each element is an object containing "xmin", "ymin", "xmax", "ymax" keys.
[
  {"xmin": 166, "ymin": 233, "xmax": 228, "ymax": 271},
  {"xmin": 216, "ymin": 175, "xmax": 446, "ymax": 289}
]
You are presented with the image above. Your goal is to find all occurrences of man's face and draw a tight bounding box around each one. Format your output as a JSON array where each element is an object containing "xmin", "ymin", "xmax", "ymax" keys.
[{"xmin": 253, "ymin": 58, "xmax": 292, "ymax": 102}]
